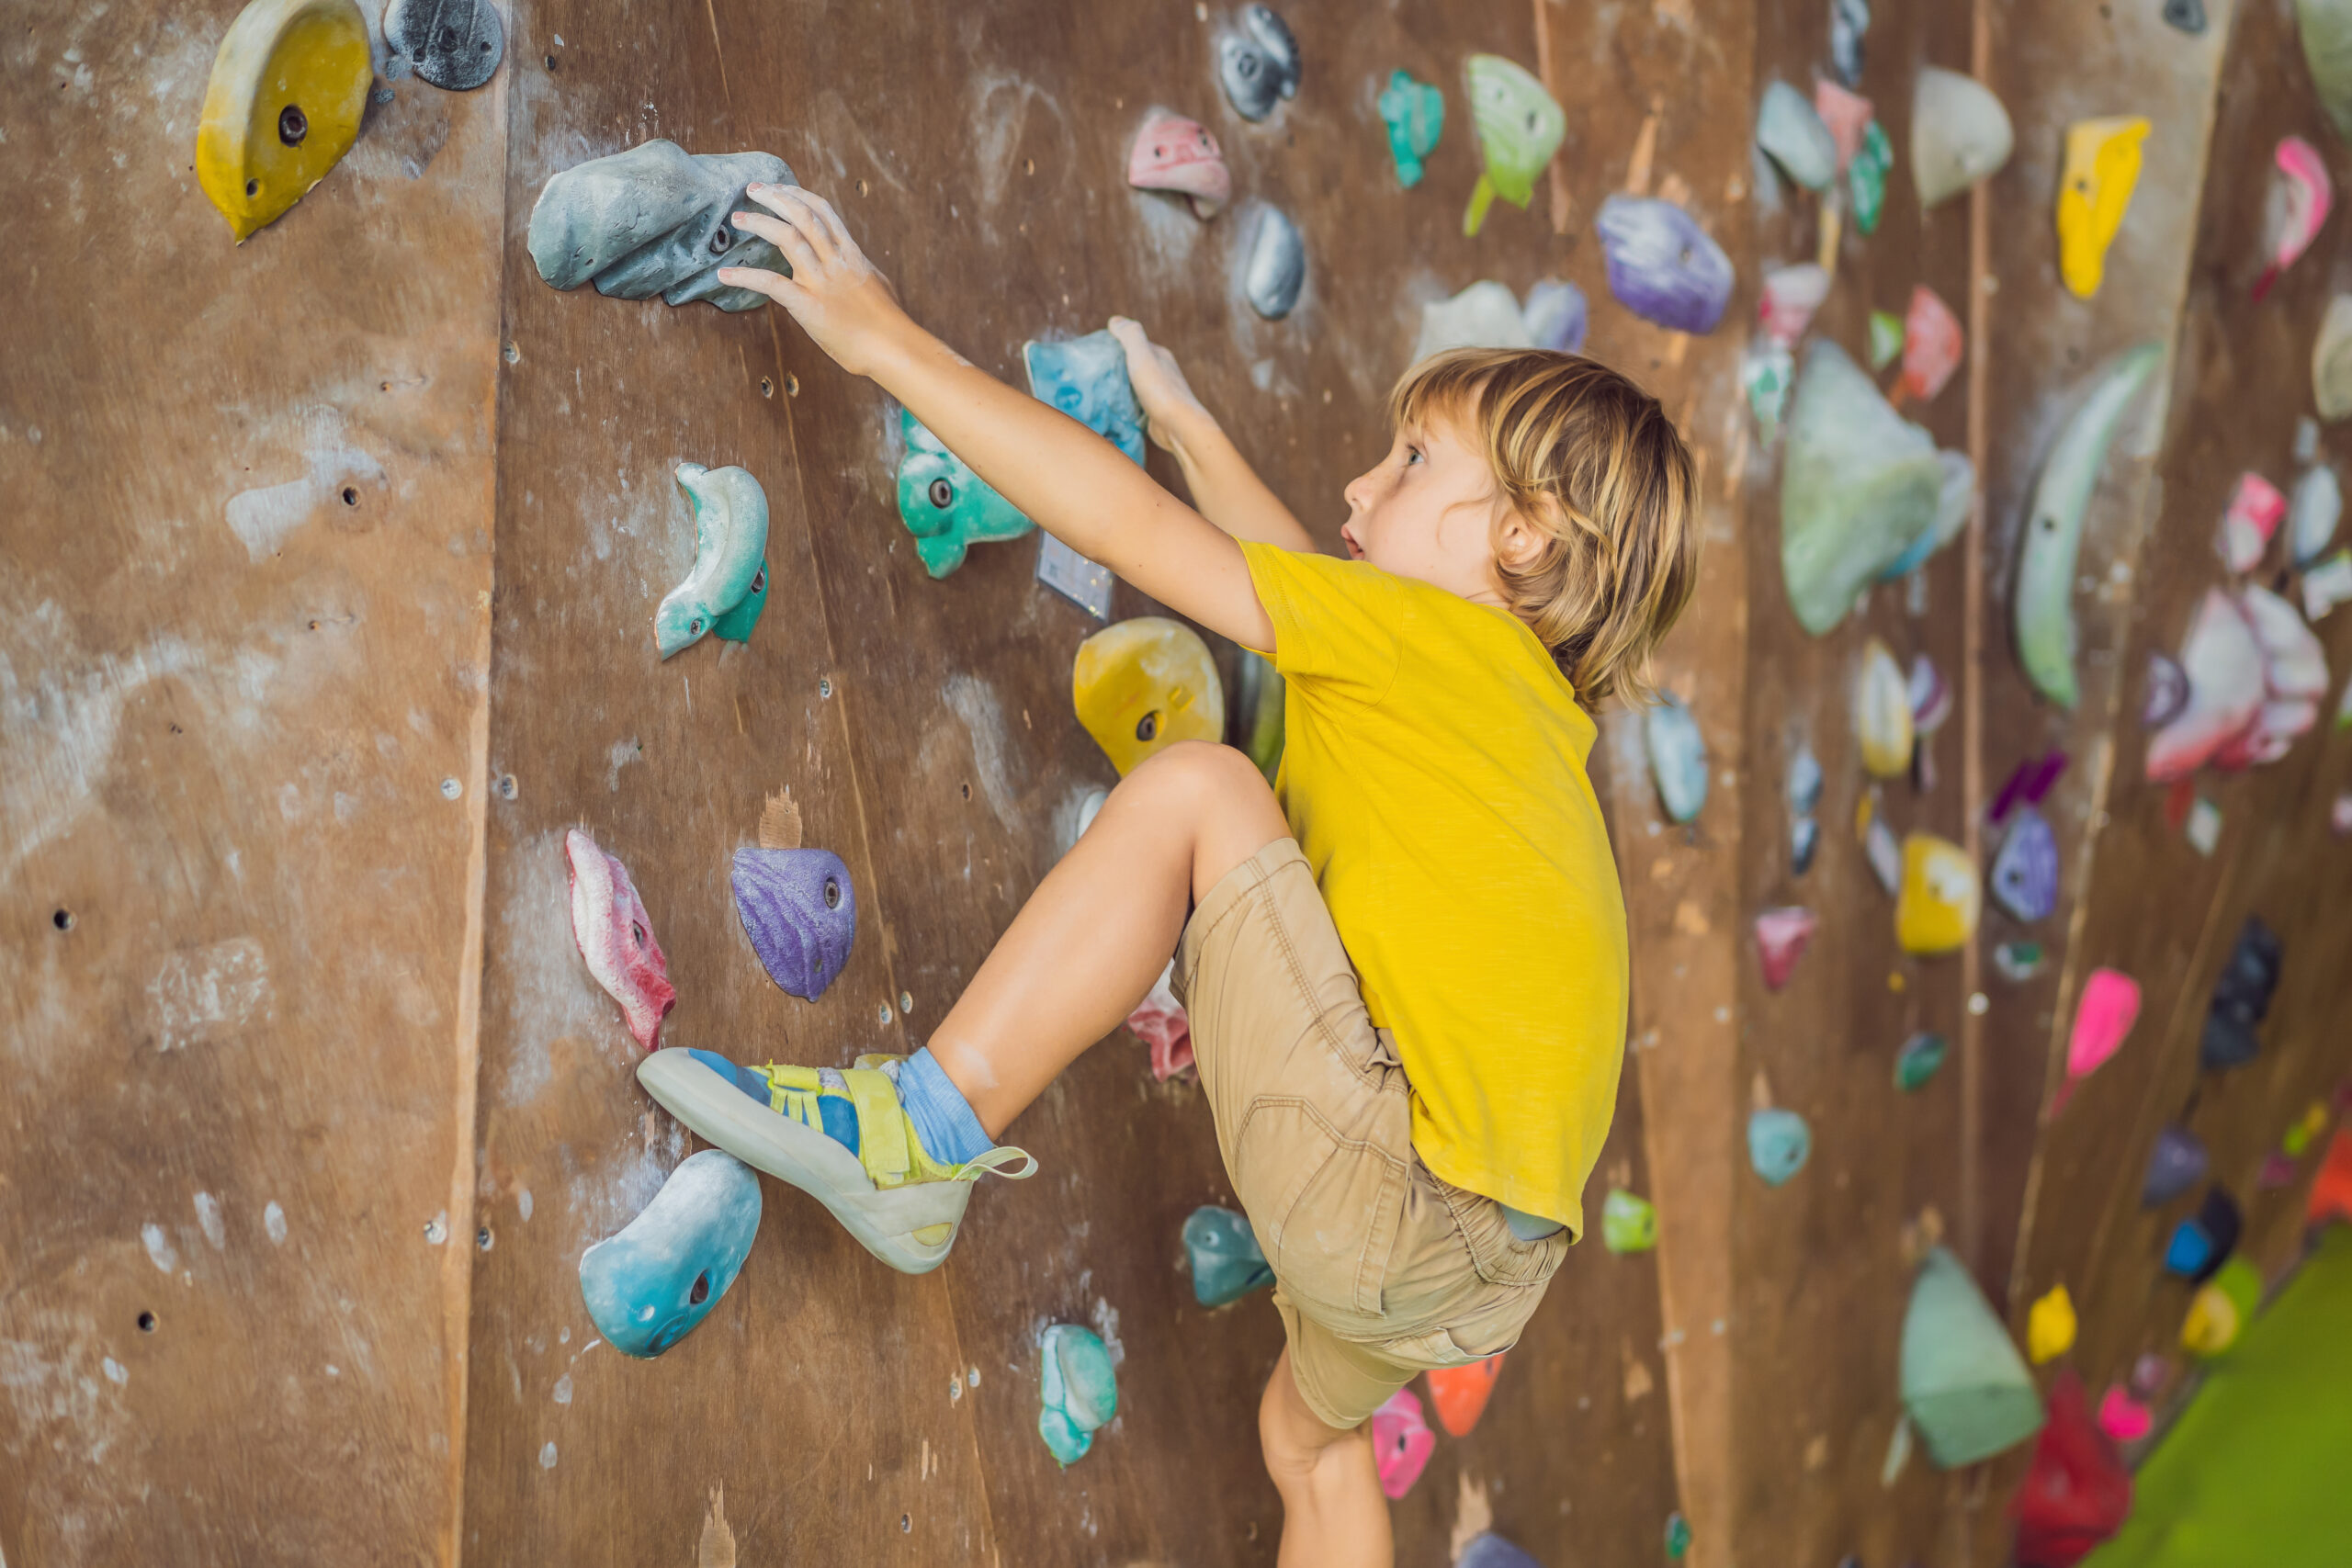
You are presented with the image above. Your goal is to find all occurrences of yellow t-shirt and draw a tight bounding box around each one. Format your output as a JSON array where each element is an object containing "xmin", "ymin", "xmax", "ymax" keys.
[{"xmin": 1240, "ymin": 541, "xmax": 1627, "ymax": 1236}]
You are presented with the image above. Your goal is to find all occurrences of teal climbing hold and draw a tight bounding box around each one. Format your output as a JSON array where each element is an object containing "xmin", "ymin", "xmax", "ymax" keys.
[
  {"xmin": 1038, "ymin": 1323, "xmax": 1119, "ymax": 1465},
  {"xmin": 896, "ymin": 408, "xmax": 1035, "ymax": 578},
  {"xmin": 710, "ymin": 559, "xmax": 768, "ymax": 643},
  {"xmin": 1895, "ymin": 1032, "xmax": 1950, "ymax": 1091},
  {"xmin": 1378, "ymin": 70, "xmax": 1445, "ymax": 187},
  {"xmin": 1184, "ymin": 1205, "xmax": 1274, "ymax": 1307},
  {"xmin": 1900, "ymin": 1246, "xmax": 2045, "ymax": 1467},
  {"xmin": 1664, "ymin": 1510, "xmax": 1692, "ymax": 1560},
  {"xmin": 1747, "ymin": 1107, "xmax": 1813, "ymax": 1186}
]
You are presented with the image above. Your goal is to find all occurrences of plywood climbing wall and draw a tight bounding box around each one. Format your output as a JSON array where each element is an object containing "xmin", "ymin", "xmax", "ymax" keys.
[{"xmin": 6, "ymin": 0, "xmax": 2352, "ymax": 1564}]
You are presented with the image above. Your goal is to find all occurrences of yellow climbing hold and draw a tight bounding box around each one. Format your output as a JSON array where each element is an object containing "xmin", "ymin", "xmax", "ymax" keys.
[
  {"xmin": 2056, "ymin": 117, "xmax": 2151, "ymax": 299},
  {"xmin": 2027, "ymin": 1284, "xmax": 2076, "ymax": 1364},
  {"xmin": 1072, "ymin": 617, "xmax": 1226, "ymax": 776},
  {"xmin": 1856, "ymin": 637, "xmax": 1914, "ymax": 780},
  {"xmin": 2179, "ymin": 1258, "xmax": 2260, "ymax": 1359},
  {"xmin": 196, "ymin": 0, "xmax": 373, "ymax": 243},
  {"xmin": 1895, "ymin": 833, "xmax": 1979, "ymax": 954}
]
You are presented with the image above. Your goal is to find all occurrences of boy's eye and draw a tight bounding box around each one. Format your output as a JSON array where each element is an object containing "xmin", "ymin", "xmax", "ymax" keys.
[{"xmin": 1404, "ymin": 446, "xmax": 1424, "ymax": 466}]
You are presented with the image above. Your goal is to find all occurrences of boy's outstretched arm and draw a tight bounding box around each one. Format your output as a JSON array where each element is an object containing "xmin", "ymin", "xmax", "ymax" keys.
[
  {"xmin": 721, "ymin": 186, "xmax": 1276, "ymax": 655},
  {"xmin": 1105, "ymin": 318, "xmax": 1317, "ymax": 555}
]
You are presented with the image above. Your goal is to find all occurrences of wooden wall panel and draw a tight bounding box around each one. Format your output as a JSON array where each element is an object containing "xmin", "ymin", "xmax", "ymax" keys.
[
  {"xmin": 1994, "ymin": 3, "xmax": 2352, "ymax": 1557},
  {"xmin": 461, "ymin": 0, "xmax": 1680, "ymax": 1562},
  {"xmin": 0, "ymin": 2, "xmax": 508, "ymax": 1561}
]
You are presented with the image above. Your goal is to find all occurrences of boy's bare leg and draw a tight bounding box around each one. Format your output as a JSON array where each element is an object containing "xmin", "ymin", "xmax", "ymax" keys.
[
  {"xmin": 924, "ymin": 739, "xmax": 1289, "ymax": 1137},
  {"xmin": 1261, "ymin": 1348, "xmax": 1392, "ymax": 1568}
]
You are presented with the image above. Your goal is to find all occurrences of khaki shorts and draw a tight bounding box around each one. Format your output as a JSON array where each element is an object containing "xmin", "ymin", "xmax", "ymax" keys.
[{"xmin": 1171, "ymin": 839, "xmax": 1569, "ymax": 1429}]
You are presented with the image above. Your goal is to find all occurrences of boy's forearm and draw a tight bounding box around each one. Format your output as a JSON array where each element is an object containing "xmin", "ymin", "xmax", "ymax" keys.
[
  {"xmin": 1165, "ymin": 414, "xmax": 1319, "ymax": 553},
  {"xmin": 869, "ymin": 321, "xmax": 1275, "ymax": 649}
]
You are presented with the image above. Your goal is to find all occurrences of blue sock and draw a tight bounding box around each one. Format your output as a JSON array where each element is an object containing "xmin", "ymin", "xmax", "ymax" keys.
[{"xmin": 898, "ymin": 1048, "xmax": 995, "ymax": 1167}]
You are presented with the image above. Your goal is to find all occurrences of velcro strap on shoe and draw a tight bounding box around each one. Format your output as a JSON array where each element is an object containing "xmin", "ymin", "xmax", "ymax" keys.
[
  {"xmin": 842, "ymin": 1067, "xmax": 917, "ymax": 1190},
  {"xmin": 762, "ymin": 1064, "xmax": 827, "ymax": 1130}
]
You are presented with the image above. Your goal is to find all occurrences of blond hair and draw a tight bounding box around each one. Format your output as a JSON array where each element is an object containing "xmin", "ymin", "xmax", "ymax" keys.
[{"xmin": 1390, "ymin": 348, "xmax": 1700, "ymax": 705}]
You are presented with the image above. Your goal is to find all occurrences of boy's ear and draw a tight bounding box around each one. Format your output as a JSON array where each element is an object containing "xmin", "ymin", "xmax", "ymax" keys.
[{"xmin": 1494, "ymin": 499, "xmax": 1555, "ymax": 571}]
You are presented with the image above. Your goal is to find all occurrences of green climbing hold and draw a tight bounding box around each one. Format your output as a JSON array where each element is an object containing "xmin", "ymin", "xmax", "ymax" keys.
[
  {"xmin": 1664, "ymin": 1510, "xmax": 1692, "ymax": 1561},
  {"xmin": 1850, "ymin": 118, "xmax": 1892, "ymax": 234},
  {"xmin": 1900, "ymin": 1246, "xmax": 2045, "ymax": 1468},
  {"xmin": 1183, "ymin": 1205, "xmax": 1274, "ymax": 1307},
  {"xmin": 1038, "ymin": 1323, "xmax": 1119, "ymax": 1465},
  {"xmin": 1234, "ymin": 649, "xmax": 1285, "ymax": 784},
  {"xmin": 1895, "ymin": 1032, "xmax": 1950, "ymax": 1091},
  {"xmin": 1377, "ymin": 70, "xmax": 1444, "ymax": 188},
  {"xmin": 1781, "ymin": 340, "xmax": 1946, "ymax": 635},
  {"xmin": 1868, "ymin": 310, "xmax": 1904, "ymax": 371},
  {"xmin": 1602, "ymin": 1189, "xmax": 1659, "ymax": 1254}
]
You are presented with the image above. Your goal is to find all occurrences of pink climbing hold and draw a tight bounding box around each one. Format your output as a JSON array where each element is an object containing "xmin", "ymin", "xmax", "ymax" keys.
[
  {"xmin": 1814, "ymin": 80, "xmax": 1875, "ymax": 173},
  {"xmin": 2065, "ymin": 969, "xmax": 2141, "ymax": 1083},
  {"xmin": 1126, "ymin": 110, "xmax": 1231, "ymax": 220},
  {"xmin": 1756, "ymin": 907, "xmax": 1818, "ymax": 992},
  {"xmin": 1127, "ymin": 963, "xmax": 1194, "ymax": 1080},
  {"xmin": 2145, "ymin": 591, "xmax": 2267, "ymax": 783},
  {"xmin": 564, "ymin": 828, "xmax": 676, "ymax": 1052},
  {"xmin": 2096, "ymin": 1385, "xmax": 2153, "ymax": 1443},
  {"xmin": 2256, "ymin": 136, "xmax": 2332, "ymax": 300},
  {"xmin": 1902, "ymin": 285, "xmax": 1964, "ymax": 403},
  {"xmin": 2217, "ymin": 473, "xmax": 2287, "ymax": 574},
  {"xmin": 1372, "ymin": 1386, "xmax": 1436, "ymax": 1500}
]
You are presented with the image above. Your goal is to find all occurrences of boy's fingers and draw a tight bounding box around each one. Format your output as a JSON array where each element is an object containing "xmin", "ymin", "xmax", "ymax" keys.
[
  {"xmin": 751, "ymin": 185, "xmax": 841, "ymax": 265},
  {"xmin": 730, "ymin": 210, "xmax": 823, "ymax": 277},
  {"xmin": 714, "ymin": 265, "xmax": 800, "ymax": 306}
]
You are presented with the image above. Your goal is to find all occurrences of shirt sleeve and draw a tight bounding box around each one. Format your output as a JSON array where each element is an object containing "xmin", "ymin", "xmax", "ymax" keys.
[{"xmin": 1238, "ymin": 541, "xmax": 1406, "ymax": 706}]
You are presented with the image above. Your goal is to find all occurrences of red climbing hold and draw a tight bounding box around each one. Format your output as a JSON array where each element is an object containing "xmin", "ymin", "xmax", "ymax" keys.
[
  {"xmin": 1756, "ymin": 907, "xmax": 1818, "ymax": 992},
  {"xmin": 2009, "ymin": 1372, "xmax": 2132, "ymax": 1568}
]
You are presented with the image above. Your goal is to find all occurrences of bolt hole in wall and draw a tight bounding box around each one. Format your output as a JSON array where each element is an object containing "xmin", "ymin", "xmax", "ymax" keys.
[
  {"xmin": 759, "ymin": 376, "xmax": 774, "ymax": 398},
  {"xmin": 785, "ymin": 373, "xmax": 799, "ymax": 397},
  {"xmin": 137, "ymin": 1311, "xmax": 156, "ymax": 1333},
  {"xmin": 960, "ymin": 782, "xmax": 972, "ymax": 801},
  {"xmin": 341, "ymin": 485, "xmax": 358, "ymax": 506},
  {"xmin": 51, "ymin": 908, "xmax": 73, "ymax": 931}
]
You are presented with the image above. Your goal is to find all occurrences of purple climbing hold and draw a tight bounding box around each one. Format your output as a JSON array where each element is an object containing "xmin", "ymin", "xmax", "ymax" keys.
[
  {"xmin": 730, "ymin": 847, "xmax": 856, "ymax": 1000},
  {"xmin": 1458, "ymin": 1536, "xmax": 1544, "ymax": 1568},
  {"xmin": 1989, "ymin": 805, "xmax": 2060, "ymax": 922},
  {"xmin": 2143, "ymin": 651, "xmax": 2190, "ymax": 728},
  {"xmin": 2142, "ymin": 1124, "xmax": 2209, "ymax": 1207},
  {"xmin": 1595, "ymin": 195, "xmax": 1736, "ymax": 335}
]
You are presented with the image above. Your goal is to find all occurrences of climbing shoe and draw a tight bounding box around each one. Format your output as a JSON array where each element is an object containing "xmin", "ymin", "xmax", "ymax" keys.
[{"xmin": 637, "ymin": 1049, "xmax": 1035, "ymax": 1276}]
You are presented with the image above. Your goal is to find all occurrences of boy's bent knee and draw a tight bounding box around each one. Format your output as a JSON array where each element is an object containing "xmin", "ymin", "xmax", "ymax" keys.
[{"xmin": 1125, "ymin": 739, "xmax": 1272, "ymax": 801}]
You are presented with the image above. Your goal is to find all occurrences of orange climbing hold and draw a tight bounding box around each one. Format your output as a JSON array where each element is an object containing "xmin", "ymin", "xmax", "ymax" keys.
[
  {"xmin": 1426, "ymin": 1352, "xmax": 1506, "ymax": 1437},
  {"xmin": 2309, "ymin": 1128, "xmax": 2352, "ymax": 1227}
]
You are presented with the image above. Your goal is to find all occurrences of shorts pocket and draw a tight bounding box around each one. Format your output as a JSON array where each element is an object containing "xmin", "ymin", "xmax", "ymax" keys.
[
  {"xmin": 1233, "ymin": 1099, "xmax": 1403, "ymax": 1319},
  {"xmin": 1377, "ymin": 1324, "xmax": 1490, "ymax": 1371}
]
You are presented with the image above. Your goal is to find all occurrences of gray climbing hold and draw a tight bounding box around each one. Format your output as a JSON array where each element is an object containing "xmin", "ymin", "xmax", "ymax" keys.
[
  {"xmin": 383, "ymin": 0, "xmax": 504, "ymax": 90},
  {"xmin": 1243, "ymin": 206, "xmax": 1305, "ymax": 319},
  {"xmin": 528, "ymin": 140, "xmax": 796, "ymax": 313},
  {"xmin": 1217, "ymin": 5, "xmax": 1301, "ymax": 121}
]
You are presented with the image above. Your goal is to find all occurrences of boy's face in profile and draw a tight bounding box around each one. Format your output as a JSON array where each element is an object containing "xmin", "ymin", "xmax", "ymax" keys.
[{"xmin": 1340, "ymin": 411, "xmax": 1538, "ymax": 608}]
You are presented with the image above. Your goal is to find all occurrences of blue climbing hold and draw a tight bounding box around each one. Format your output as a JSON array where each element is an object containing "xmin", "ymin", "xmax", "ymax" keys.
[
  {"xmin": 1184, "ymin": 1205, "xmax": 1274, "ymax": 1307},
  {"xmin": 1748, "ymin": 1107, "xmax": 1814, "ymax": 1187},
  {"xmin": 578, "ymin": 1149, "xmax": 762, "ymax": 1359}
]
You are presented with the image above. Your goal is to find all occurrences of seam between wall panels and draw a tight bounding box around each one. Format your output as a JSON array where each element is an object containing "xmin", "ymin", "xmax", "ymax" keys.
[{"xmin": 443, "ymin": 59, "xmax": 517, "ymax": 1568}]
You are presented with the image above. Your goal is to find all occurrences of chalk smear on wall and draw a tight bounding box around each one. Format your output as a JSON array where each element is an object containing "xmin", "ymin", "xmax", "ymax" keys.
[
  {"xmin": 944, "ymin": 672, "xmax": 1024, "ymax": 831},
  {"xmin": 222, "ymin": 407, "xmax": 386, "ymax": 561},
  {"xmin": 147, "ymin": 937, "xmax": 271, "ymax": 1052}
]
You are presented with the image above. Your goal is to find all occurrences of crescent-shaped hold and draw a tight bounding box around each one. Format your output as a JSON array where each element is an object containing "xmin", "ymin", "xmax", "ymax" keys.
[
  {"xmin": 655, "ymin": 463, "xmax": 771, "ymax": 659},
  {"xmin": 2014, "ymin": 344, "xmax": 2165, "ymax": 707},
  {"xmin": 195, "ymin": 0, "xmax": 373, "ymax": 242}
]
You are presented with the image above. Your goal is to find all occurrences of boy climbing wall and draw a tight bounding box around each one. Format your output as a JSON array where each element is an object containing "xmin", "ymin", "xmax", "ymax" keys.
[{"xmin": 635, "ymin": 185, "xmax": 1700, "ymax": 1568}]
